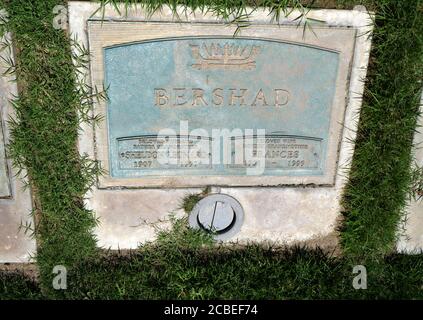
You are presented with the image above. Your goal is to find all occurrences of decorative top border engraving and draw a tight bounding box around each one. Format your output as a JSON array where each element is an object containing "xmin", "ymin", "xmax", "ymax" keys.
[{"xmin": 190, "ymin": 43, "xmax": 260, "ymax": 70}]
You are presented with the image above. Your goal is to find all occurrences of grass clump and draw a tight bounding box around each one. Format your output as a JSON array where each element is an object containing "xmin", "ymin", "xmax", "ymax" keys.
[
  {"xmin": 61, "ymin": 244, "xmax": 423, "ymax": 299},
  {"xmin": 0, "ymin": 0, "xmax": 103, "ymax": 297},
  {"xmin": 180, "ymin": 187, "xmax": 211, "ymax": 213},
  {"xmin": 0, "ymin": 271, "xmax": 41, "ymax": 300},
  {"xmin": 341, "ymin": 0, "xmax": 423, "ymax": 259}
]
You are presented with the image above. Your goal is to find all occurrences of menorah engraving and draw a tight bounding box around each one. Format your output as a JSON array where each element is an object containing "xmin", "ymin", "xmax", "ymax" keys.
[{"xmin": 190, "ymin": 43, "xmax": 261, "ymax": 71}]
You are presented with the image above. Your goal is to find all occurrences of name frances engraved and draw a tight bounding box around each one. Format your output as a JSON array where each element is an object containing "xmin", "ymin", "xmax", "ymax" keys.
[{"xmin": 227, "ymin": 136, "xmax": 321, "ymax": 170}]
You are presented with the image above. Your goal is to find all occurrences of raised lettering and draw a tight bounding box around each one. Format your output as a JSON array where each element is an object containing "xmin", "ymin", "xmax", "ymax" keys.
[
  {"xmin": 173, "ymin": 88, "xmax": 187, "ymax": 106},
  {"xmin": 229, "ymin": 88, "xmax": 247, "ymax": 106},
  {"xmin": 192, "ymin": 88, "xmax": 208, "ymax": 106},
  {"xmin": 212, "ymin": 88, "xmax": 224, "ymax": 106},
  {"xmin": 155, "ymin": 88, "xmax": 168, "ymax": 106},
  {"xmin": 252, "ymin": 89, "xmax": 268, "ymax": 106},
  {"xmin": 274, "ymin": 89, "xmax": 289, "ymax": 106}
]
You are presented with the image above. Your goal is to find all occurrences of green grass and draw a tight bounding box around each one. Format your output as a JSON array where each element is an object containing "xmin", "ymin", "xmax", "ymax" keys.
[
  {"xmin": 1, "ymin": 221, "xmax": 422, "ymax": 299},
  {"xmin": 61, "ymin": 248, "xmax": 423, "ymax": 299},
  {"xmin": 0, "ymin": 0, "xmax": 421, "ymax": 299},
  {"xmin": 1, "ymin": 231, "xmax": 423, "ymax": 299},
  {"xmin": 340, "ymin": 0, "xmax": 423, "ymax": 259},
  {"xmin": 0, "ymin": 271, "xmax": 41, "ymax": 300},
  {"xmin": 60, "ymin": 221, "xmax": 423, "ymax": 299},
  {"xmin": 0, "ymin": 0, "xmax": 102, "ymax": 297}
]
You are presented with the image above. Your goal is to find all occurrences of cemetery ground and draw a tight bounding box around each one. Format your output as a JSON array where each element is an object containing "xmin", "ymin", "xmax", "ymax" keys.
[{"xmin": 0, "ymin": 0, "xmax": 423, "ymax": 299}]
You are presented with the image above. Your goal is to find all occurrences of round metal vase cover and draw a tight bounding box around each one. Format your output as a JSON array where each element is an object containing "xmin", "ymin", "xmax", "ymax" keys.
[{"xmin": 189, "ymin": 194, "xmax": 244, "ymax": 240}]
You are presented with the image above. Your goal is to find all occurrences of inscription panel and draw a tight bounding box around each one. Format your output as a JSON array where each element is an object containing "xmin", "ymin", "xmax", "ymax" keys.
[
  {"xmin": 226, "ymin": 135, "xmax": 322, "ymax": 171},
  {"xmin": 105, "ymin": 37, "xmax": 339, "ymax": 178}
]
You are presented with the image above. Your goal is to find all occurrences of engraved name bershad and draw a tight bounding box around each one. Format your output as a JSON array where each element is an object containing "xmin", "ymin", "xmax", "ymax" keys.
[{"xmin": 154, "ymin": 88, "xmax": 290, "ymax": 108}]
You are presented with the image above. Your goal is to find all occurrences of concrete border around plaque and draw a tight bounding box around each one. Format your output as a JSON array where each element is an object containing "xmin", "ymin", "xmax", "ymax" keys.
[
  {"xmin": 69, "ymin": 2, "xmax": 374, "ymax": 249},
  {"xmin": 0, "ymin": 33, "xmax": 36, "ymax": 263}
]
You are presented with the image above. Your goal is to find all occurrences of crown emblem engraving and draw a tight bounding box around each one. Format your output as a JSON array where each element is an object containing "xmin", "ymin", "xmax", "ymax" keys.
[{"xmin": 190, "ymin": 42, "xmax": 261, "ymax": 70}]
